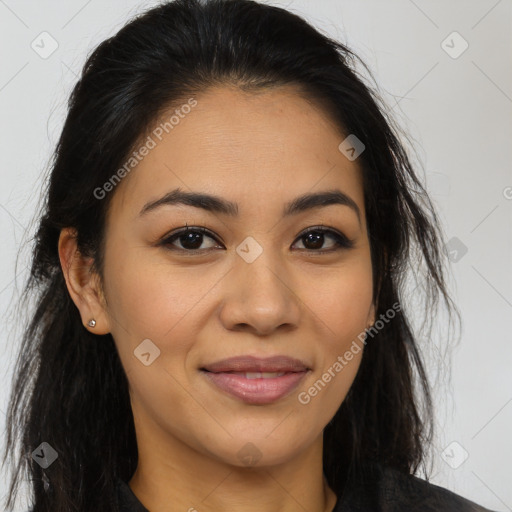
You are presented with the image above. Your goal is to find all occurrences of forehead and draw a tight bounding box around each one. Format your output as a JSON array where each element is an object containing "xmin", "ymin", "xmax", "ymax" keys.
[{"xmin": 106, "ymin": 84, "xmax": 365, "ymax": 223}]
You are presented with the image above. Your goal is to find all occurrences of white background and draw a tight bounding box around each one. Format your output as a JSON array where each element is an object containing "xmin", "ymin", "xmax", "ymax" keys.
[{"xmin": 0, "ymin": 1, "xmax": 511, "ymax": 511}]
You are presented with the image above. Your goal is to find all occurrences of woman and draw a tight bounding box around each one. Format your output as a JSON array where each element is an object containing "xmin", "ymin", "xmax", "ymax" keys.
[{"xmin": 2, "ymin": 0, "xmax": 496, "ymax": 511}]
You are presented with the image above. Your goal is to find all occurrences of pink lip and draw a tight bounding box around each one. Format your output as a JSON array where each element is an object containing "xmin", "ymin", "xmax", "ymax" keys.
[
  {"xmin": 201, "ymin": 370, "xmax": 309, "ymax": 405},
  {"xmin": 201, "ymin": 355, "xmax": 310, "ymax": 373}
]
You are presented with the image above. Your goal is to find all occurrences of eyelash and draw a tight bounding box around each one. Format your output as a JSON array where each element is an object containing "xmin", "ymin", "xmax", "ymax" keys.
[{"xmin": 159, "ymin": 225, "xmax": 355, "ymax": 255}]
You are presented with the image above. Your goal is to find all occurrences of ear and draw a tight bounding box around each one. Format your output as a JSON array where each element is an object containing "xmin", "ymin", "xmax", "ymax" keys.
[{"xmin": 58, "ymin": 227, "xmax": 111, "ymax": 335}]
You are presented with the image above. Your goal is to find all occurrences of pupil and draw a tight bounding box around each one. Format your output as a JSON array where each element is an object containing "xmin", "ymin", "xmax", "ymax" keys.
[
  {"xmin": 182, "ymin": 232, "xmax": 203, "ymax": 249},
  {"xmin": 305, "ymin": 232, "xmax": 323, "ymax": 249}
]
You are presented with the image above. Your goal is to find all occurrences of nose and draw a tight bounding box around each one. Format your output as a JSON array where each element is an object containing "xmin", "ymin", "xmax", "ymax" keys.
[{"xmin": 218, "ymin": 254, "xmax": 302, "ymax": 336}]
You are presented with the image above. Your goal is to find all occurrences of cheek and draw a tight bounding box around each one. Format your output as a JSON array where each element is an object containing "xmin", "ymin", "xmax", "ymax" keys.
[
  {"xmin": 298, "ymin": 256, "xmax": 372, "ymax": 404},
  {"xmin": 303, "ymin": 258, "xmax": 373, "ymax": 342},
  {"xmin": 297, "ymin": 264, "xmax": 371, "ymax": 419},
  {"xmin": 103, "ymin": 248, "xmax": 224, "ymax": 379},
  {"xmin": 105, "ymin": 248, "xmax": 213, "ymax": 334}
]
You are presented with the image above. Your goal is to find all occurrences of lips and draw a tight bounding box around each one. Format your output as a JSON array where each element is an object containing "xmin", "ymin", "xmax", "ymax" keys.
[
  {"xmin": 201, "ymin": 355, "xmax": 310, "ymax": 373},
  {"xmin": 200, "ymin": 355, "xmax": 311, "ymax": 405}
]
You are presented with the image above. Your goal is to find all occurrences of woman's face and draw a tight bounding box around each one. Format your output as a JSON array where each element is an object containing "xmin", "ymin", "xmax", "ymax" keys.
[{"xmin": 99, "ymin": 85, "xmax": 375, "ymax": 468}]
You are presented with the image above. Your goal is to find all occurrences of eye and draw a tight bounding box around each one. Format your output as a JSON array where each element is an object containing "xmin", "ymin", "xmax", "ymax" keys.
[
  {"xmin": 160, "ymin": 226, "xmax": 221, "ymax": 252},
  {"xmin": 159, "ymin": 224, "xmax": 354, "ymax": 254},
  {"xmin": 292, "ymin": 225, "xmax": 355, "ymax": 253}
]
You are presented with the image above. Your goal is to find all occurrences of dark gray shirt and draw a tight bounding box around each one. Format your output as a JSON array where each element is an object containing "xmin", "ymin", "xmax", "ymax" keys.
[{"xmin": 116, "ymin": 462, "xmax": 497, "ymax": 511}]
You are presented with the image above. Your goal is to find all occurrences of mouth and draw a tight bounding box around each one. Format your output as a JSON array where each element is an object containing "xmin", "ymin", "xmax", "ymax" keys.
[
  {"xmin": 205, "ymin": 370, "xmax": 291, "ymax": 379},
  {"xmin": 200, "ymin": 370, "xmax": 309, "ymax": 405},
  {"xmin": 200, "ymin": 355, "xmax": 311, "ymax": 405},
  {"xmin": 200, "ymin": 354, "xmax": 310, "ymax": 373}
]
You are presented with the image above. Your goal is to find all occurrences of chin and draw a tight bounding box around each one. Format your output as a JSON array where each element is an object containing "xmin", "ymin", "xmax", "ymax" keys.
[{"xmin": 204, "ymin": 433, "xmax": 312, "ymax": 469}]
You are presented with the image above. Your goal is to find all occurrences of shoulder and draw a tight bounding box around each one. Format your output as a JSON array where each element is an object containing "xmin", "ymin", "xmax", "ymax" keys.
[
  {"xmin": 336, "ymin": 462, "xmax": 497, "ymax": 512},
  {"xmin": 115, "ymin": 476, "xmax": 149, "ymax": 511},
  {"xmin": 378, "ymin": 464, "xmax": 496, "ymax": 512}
]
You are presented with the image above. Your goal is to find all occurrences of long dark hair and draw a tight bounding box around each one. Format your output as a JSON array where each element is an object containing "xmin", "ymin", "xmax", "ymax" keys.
[{"xmin": 2, "ymin": 0, "xmax": 458, "ymax": 510}]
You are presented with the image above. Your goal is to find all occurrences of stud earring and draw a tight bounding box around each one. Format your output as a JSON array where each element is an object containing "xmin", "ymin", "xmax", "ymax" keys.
[{"xmin": 87, "ymin": 319, "xmax": 96, "ymax": 328}]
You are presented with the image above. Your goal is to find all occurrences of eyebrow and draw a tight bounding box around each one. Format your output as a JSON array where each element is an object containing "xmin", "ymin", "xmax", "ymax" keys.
[{"xmin": 139, "ymin": 188, "xmax": 361, "ymax": 224}]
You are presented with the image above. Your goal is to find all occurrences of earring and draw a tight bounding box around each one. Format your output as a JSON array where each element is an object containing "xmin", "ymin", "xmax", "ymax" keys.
[{"xmin": 87, "ymin": 319, "xmax": 96, "ymax": 328}]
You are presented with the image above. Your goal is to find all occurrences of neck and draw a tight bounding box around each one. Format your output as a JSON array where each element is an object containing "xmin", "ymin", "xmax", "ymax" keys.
[{"xmin": 129, "ymin": 422, "xmax": 338, "ymax": 512}]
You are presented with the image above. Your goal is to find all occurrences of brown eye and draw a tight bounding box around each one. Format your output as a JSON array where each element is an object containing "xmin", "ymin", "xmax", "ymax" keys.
[
  {"xmin": 292, "ymin": 226, "xmax": 354, "ymax": 253},
  {"xmin": 160, "ymin": 225, "xmax": 354, "ymax": 254},
  {"xmin": 161, "ymin": 227, "xmax": 222, "ymax": 252}
]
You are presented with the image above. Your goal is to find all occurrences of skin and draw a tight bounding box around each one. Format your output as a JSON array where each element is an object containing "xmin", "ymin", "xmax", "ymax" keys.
[{"xmin": 59, "ymin": 84, "xmax": 375, "ymax": 512}]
